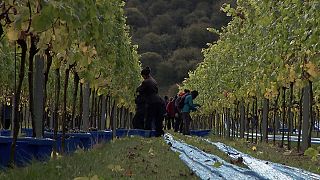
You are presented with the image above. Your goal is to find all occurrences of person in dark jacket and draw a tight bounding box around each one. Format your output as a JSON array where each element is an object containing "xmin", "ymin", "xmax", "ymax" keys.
[
  {"xmin": 132, "ymin": 93, "xmax": 146, "ymax": 129},
  {"xmin": 136, "ymin": 67, "xmax": 164, "ymax": 137}
]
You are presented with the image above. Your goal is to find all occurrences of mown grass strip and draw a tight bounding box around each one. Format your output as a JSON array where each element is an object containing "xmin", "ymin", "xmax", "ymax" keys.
[{"xmin": 0, "ymin": 136, "xmax": 197, "ymax": 180}]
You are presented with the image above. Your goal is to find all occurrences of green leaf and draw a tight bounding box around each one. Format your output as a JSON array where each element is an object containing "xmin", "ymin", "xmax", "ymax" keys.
[
  {"xmin": 304, "ymin": 148, "xmax": 318, "ymax": 160},
  {"xmin": 212, "ymin": 161, "xmax": 222, "ymax": 168},
  {"xmin": 32, "ymin": 5, "xmax": 55, "ymax": 32}
]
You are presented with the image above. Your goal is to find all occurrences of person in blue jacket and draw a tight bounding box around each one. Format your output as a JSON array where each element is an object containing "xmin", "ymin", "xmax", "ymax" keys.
[{"xmin": 181, "ymin": 90, "xmax": 200, "ymax": 135}]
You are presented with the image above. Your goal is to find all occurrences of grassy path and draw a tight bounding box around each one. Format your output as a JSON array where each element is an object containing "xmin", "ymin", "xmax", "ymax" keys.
[{"xmin": 0, "ymin": 137, "xmax": 197, "ymax": 180}]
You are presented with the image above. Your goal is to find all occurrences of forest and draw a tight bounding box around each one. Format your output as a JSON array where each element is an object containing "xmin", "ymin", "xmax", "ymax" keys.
[{"xmin": 124, "ymin": 0, "xmax": 235, "ymax": 95}]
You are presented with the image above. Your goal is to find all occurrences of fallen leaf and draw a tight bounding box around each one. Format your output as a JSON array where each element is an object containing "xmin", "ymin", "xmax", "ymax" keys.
[
  {"xmin": 115, "ymin": 165, "xmax": 124, "ymax": 172},
  {"xmin": 125, "ymin": 170, "xmax": 133, "ymax": 177},
  {"xmin": 107, "ymin": 164, "xmax": 114, "ymax": 170},
  {"xmin": 74, "ymin": 177, "xmax": 89, "ymax": 180},
  {"xmin": 107, "ymin": 164, "xmax": 124, "ymax": 172},
  {"xmin": 212, "ymin": 161, "xmax": 222, "ymax": 168},
  {"xmin": 283, "ymin": 150, "xmax": 292, "ymax": 156},
  {"xmin": 90, "ymin": 175, "xmax": 99, "ymax": 180},
  {"xmin": 148, "ymin": 148, "xmax": 155, "ymax": 157},
  {"xmin": 252, "ymin": 146, "xmax": 257, "ymax": 151},
  {"xmin": 73, "ymin": 175, "xmax": 99, "ymax": 180}
]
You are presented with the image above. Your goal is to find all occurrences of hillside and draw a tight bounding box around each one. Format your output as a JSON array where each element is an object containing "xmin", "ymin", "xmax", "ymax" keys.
[{"xmin": 124, "ymin": 0, "xmax": 235, "ymax": 96}]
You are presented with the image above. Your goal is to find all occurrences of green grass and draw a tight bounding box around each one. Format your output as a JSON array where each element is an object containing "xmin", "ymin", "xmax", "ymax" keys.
[{"xmin": 0, "ymin": 137, "xmax": 198, "ymax": 180}]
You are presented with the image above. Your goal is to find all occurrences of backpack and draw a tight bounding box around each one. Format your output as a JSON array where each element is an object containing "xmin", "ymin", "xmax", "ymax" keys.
[{"xmin": 176, "ymin": 94, "xmax": 188, "ymax": 110}]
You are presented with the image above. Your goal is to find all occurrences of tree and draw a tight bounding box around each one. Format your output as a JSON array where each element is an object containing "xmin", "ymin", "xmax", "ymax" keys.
[
  {"xmin": 148, "ymin": 0, "xmax": 168, "ymax": 17},
  {"xmin": 169, "ymin": 8, "xmax": 190, "ymax": 27},
  {"xmin": 182, "ymin": 23, "xmax": 218, "ymax": 48},
  {"xmin": 195, "ymin": 2, "xmax": 211, "ymax": 17},
  {"xmin": 126, "ymin": 0, "xmax": 142, "ymax": 9},
  {"xmin": 151, "ymin": 14, "xmax": 176, "ymax": 34},
  {"xmin": 169, "ymin": 48, "xmax": 203, "ymax": 81},
  {"xmin": 156, "ymin": 61, "xmax": 177, "ymax": 87},
  {"xmin": 140, "ymin": 52, "xmax": 163, "ymax": 76},
  {"xmin": 169, "ymin": 0, "xmax": 193, "ymax": 11},
  {"xmin": 139, "ymin": 32, "xmax": 162, "ymax": 53},
  {"xmin": 125, "ymin": 8, "xmax": 147, "ymax": 29},
  {"xmin": 125, "ymin": 0, "xmax": 234, "ymax": 95}
]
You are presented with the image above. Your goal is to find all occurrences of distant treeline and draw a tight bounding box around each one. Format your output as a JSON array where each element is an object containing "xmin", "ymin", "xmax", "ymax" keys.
[{"xmin": 125, "ymin": 0, "xmax": 235, "ymax": 96}]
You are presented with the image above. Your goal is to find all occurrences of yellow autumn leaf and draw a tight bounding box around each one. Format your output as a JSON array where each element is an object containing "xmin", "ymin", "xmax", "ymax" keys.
[
  {"xmin": 91, "ymin": 47, "xmax": 97, "ymax": 57},
  {"xmin": 247, "ymin": 91, "xmax": 255, "ymax": 97},
  {"xmin": 289, "ymin": 67, "xmax": 296, "ymax": 82},
  {"xmin": 114, "ymin": 165, "xmax": 124, "ymax": 172},
  {"xmin": 276, "ymin": 75, "xmax": 283, "ymax": 83},
  {"xmin": 264, "ymin": 89, "xmax": 271, "ymax": 99},
  {"xmin": 7, "ymin": 27, "xmax": 19, "ymax": 41},
  {"xmin": 252, "ymin": 146, "xmax": 257, "ymax": 151},
  {"xmin": 88, "ymin": 57, "xmax": 93, "ymax": 65},
  {"xmin": 305, "ymin": 49, "xmax": 312, "ymax": 55},
  {"xmin": 80, "ymin": 78, "xmax": 85, "ymax": 84},
  {"xmin": 295, "ymin": 78, "xmax": 303, "ymax": 89},
  {"xmin": 50, "ymin": 151, "xmax": 62, "ymax": 159},
  {"xmin": 92, "ymin": 49, "xmax": 97, "ymax": 55},
  {"xmin": 82, "ymin": 46, "xmax": 88, "ymax": 53},
  {"xmin": 305, "ymin": 62, "xmax": 319, "ymax": 79},
  {"xmin": 107, "ymin": 164, "xmax": 124, "ymax": 172}
]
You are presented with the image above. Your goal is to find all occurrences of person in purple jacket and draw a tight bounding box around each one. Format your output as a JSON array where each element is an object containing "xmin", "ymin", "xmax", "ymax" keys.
[{"xmin": 181, "ymin": 90, "xmax": 200, "ymax": 135}]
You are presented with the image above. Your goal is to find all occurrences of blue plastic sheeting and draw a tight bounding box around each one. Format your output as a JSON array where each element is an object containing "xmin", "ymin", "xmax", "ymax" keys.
[
  {"xmin": 128, "ymin": 129, "xmax": 155, "ymax": 137},
  {"xmin": 164, "ymin": 133, "xmax": 265, "ymax": 180},
  {"xmin": 67, "ymin": 133, "xmax": 92, "ymax": 150},
  {"xmin": 89, "ymin": 131, "xmax": 112, "ymax": 144},
  {"xmin": 0, "ymin": 129, "xmax": 11, "ymax": 136},
  {"xmin": 190, "ymin": 130, "xmax": 211, "ymax": 137},
  {"xmin": 204, "ymin": 139, "xmax": 320, "ymax": 180},
  {"xmin": 44, "ymin": 132, "xmax": 80, "ymax": 153},
  {"xmin": 0, "ymin": 128, "xmax": 158, "ymax": 168},
  {"xmin": 116, "ymin": 129, "xmax": 128, "ymax": 137},
  {"xmin": 244, "ymin": 132, "xmax": 320, "ymax": 144},
  {"xmin": 115, "ymin": 129, "xmax": 157, "ymax": 138},
  {"xmin": 0, "ymin": 136, "xmax": 11, "ymax": 168},
  {"xmin": 21, "ymin": 128, "xmax": 33, "ymax": 137},
  {"xmin": 17, "ymin": 137, "xmax": 54, "ymax": 162},
  {"xmin": 0, "ymin": 136, "xmax": 54, "ymax": 168}
]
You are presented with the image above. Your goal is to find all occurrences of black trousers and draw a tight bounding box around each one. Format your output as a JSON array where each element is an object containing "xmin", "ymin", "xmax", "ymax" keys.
[
  {"xmin": 145, "ymin": 102, "xmax": 164, "ymax": 137},
  {"xmin": 174, "ymin": 113, "xmax": 183, "ymax": 133},
  {"xmin": 166, "ymin": 117, "xmax": 175, "ymax": 130},
  {"xmin": 132, "ymin": 111, "xmax": 145, "ymax": 129},
  {"xmin": 182, "ymin": 112, "xmax": 191, "ymax": 135}
]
